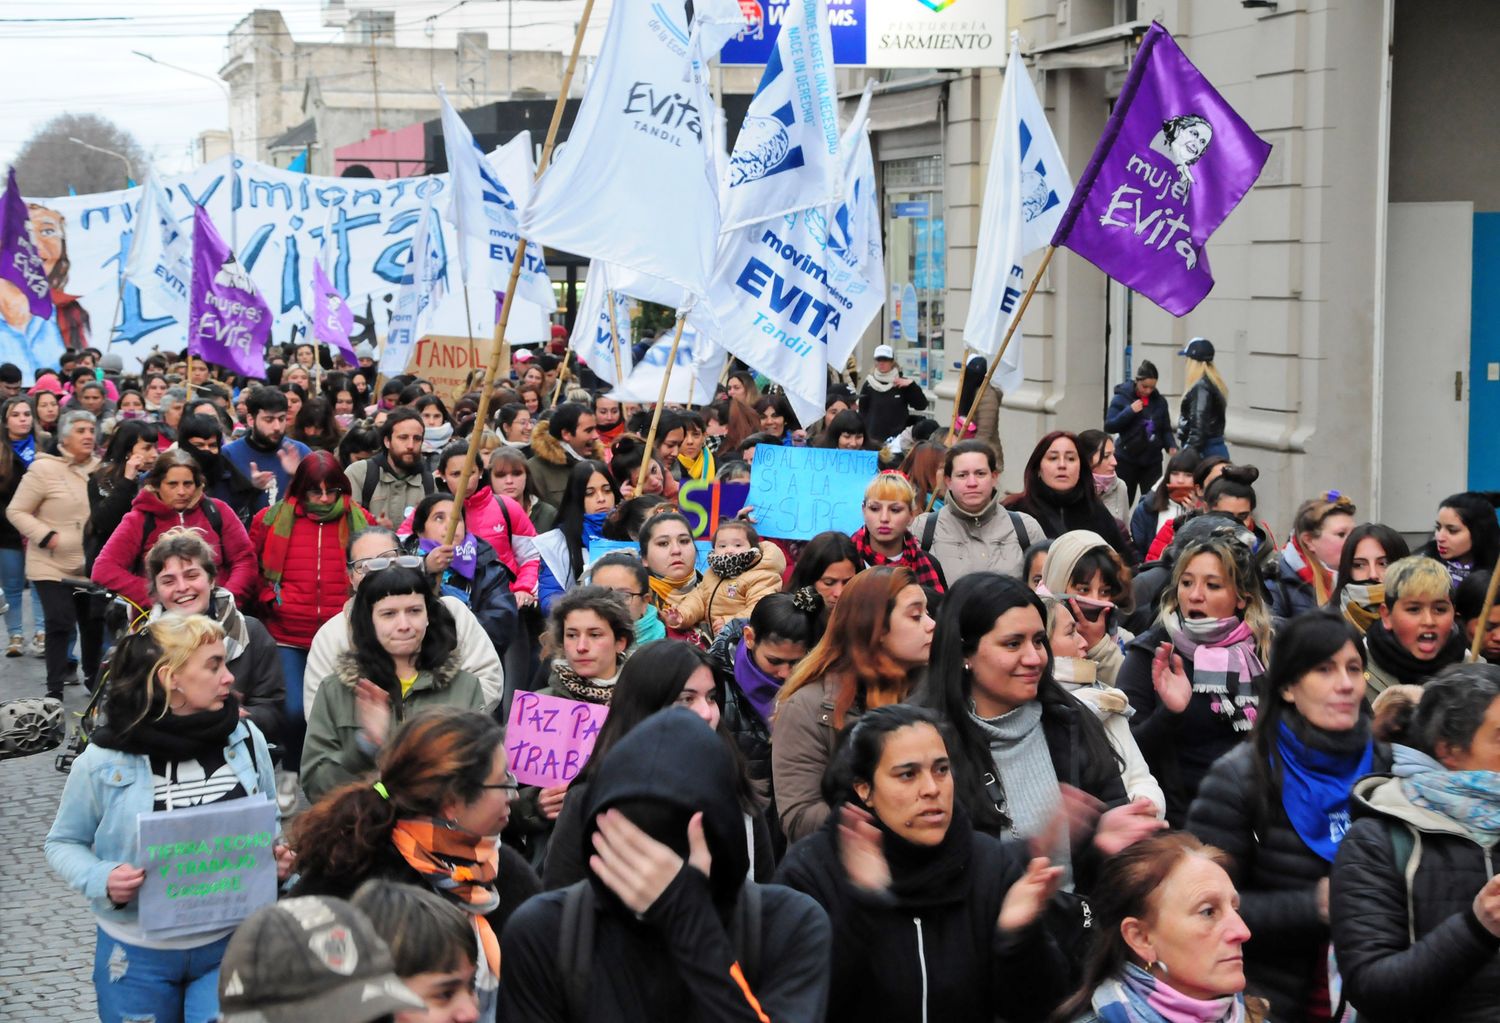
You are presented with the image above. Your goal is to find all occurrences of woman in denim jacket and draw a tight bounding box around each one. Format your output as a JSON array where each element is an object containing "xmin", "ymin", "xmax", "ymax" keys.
[{"xmin": 45, "ymin": 615, "xmax": 290, "ymax": 1023}]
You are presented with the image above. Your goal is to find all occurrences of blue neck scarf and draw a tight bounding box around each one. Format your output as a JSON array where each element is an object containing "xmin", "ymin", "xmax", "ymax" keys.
[
  {"xmin": 1276, "ymin": 719, "xmax": 1372, "ymax": 862},
  {"xmin": 634, "ymin": 604, "xmax": 666, "ymax": 646},
  {"xmin": 582, "ymin": 510, "xmax": 609, "ymax": 545},
  {"xmin": 10, "ymin": 435, "xmax": 35, "ymax": 467}
]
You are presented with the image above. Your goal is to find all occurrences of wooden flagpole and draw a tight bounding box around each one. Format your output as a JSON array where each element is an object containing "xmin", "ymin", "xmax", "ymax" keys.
[
  {"xmin": 635, "ymin": 314, "xmax": 687, "ymax": 494},
  {"xmin": 604, "ymin": 289, "xmax": 626, "ymax": 384},
  {"xmin": 442, "ymin": 0, "xmax": 598, "ymax": 545},
  {"xmin": 1471, "ymin": 553, "xmax": 1500, "ymax": 660},
  {"xmin": 551, "ymin": 347, "xmax": 573, "ymax": 406},
  {"xmin": 947, "ymin": 245, "xmax": 1055, "ymax": 451}
]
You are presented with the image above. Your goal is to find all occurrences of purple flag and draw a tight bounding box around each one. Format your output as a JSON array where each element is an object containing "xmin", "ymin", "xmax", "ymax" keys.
[
  {"xmin": 310, "ymin": 260, "xmax": 357, "ymax": 364},
  {"xmin": 188, "ymin": 204, "xmax": 271, "ymax": 377},
  {"xmin": 1050, "ymin": 22, "xmax": 1271, "ymax": 316},
  {"xmin": 0, "ymin": 168, "xmax": 53, "ymax": 320}
]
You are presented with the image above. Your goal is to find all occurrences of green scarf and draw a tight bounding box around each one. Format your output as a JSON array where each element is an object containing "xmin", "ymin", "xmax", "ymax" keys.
[{"xmin": 260, "ymin": 495, "xmax": 371, "ymax": 593}]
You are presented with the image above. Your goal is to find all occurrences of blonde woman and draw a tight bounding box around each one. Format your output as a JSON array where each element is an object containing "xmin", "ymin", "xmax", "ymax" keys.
[
  {"xmin": 1269, "ymin": 491, "xmax": 1357, "ymax": 619},
  {"xmin": 850, "ymin": 471, "xmax": 946, "ymax": 591},
  {"xmin": 1178, "ymin": 336, "xmax": 1229, "ymax": 458},
  {"xmin": 45, "ymin": 615, "xmax": 291, "ymax": 1023},
  {"xmin": 1116, "ymin": 532, "xmax": 1273, "ymax": 824}
]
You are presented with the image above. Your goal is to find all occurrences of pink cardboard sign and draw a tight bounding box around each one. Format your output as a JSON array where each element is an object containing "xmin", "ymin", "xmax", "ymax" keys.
[{"xmin": 505, "ymin": 691, "xmax": 609, "ymax": 788}]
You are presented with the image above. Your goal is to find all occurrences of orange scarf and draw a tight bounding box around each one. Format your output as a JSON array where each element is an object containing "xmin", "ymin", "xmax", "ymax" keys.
[{"xmin": 390, "ymin": 819, "xmax": 501, "ymax": 976}]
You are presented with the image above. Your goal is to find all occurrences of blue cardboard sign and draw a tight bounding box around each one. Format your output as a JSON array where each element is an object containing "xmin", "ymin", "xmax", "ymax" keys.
[
  {"xmin": 747, "ymin": 445, "xmax": 876, "ymax": 540},
  {"xmin": 587, "ymin": 538, "xmax": 712, "ymax": 575},
  {"xmin": 719, "ymin": 0, "xmax": 867, "ymax": 66}
]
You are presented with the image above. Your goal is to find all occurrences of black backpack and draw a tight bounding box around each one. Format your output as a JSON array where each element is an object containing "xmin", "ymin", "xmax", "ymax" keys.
[{"xmin": 556, "ymin": 879, "xmax": 762, "ymax": 1022}]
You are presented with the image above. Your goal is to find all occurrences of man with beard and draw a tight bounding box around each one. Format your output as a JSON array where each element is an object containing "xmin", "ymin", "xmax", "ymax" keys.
[
  {"xmin": 179, "ymin": 413, "xmax": 259, "ymax": 525},
  {"xmin": 223, "ymin": 387, "xmax": 310, "ymax": 512},
  {"xmin": 343, "ymin": 406, "xmax": 436, "ymax": 526}
]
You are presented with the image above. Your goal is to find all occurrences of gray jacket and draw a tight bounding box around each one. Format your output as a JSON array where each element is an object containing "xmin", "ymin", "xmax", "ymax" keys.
[{"xmin": 912, "ymin": 497, "xmax": 1042, "ymax": 583}]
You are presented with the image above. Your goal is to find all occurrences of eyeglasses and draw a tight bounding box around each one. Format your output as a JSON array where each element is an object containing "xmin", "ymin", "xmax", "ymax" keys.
[
  {"xmin": 348, "ymin": 554, "xmax": 424, "ymax": 573},
  {"xmin": 605, "ymin": 587, "xmax": 645, "ymax": 599},
  {"xmin": 308, "ymin": 483, "xmax": 343, "ymax": 497},
  {"xmin": 479, "ymin": 775, "xmax": 520, "ymax": 796}
]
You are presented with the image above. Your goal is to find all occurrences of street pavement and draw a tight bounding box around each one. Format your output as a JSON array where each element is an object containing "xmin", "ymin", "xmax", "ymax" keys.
[{"xmin": 0, "ymin": 604, "xmax": 104, "ymax": 1022}]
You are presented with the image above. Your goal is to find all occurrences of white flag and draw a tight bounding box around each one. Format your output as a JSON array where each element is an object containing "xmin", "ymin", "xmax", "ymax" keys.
[
  {"xmin": 522, "ymin": 0, "xmax": 721, "ymax": 300},
  {"xmin": 568, "ymin": 263, "xmax": 635, "ymax": 387},
  {"xmin": 720, "ymin": 0, "xmax": 841, "ymax": 232},
  {"xmin": 607, "ymin": 323, "xmax": 725, "ymax": 405},
  {"xmin": 605, "ymin": 262, "xmax": 689, "ymax": 310},
  {"xmin": 122, "ymin": 172, "xmax": 192, "ymax": 314},
  {"xmin": 964, "ymin": 46, "xmax": 1073, "ymax": 395},
  {"xmin": 381, "ymin": 195, "xmax": 448, "ymax": 377},
  {"xmin": 438, "ymin": 90, "xmax": 554, "ymax": 310}
]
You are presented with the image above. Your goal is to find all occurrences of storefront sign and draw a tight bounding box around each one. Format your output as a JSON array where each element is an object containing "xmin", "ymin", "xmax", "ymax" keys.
[
  {"xmin": 719, "ymin": 0, "xmax": 1004, "ymax": 68},
  {"xmin": 892, "ymin": 200, "xmax": 930, "ymax": 218}
]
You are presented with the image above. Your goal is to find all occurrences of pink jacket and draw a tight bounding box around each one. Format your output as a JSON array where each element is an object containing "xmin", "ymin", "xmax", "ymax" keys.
[
  {"xmin": 92, "ymin": 488, "xmax": 259, "ymax": 611},
  {"xmin": 398, "ymin": 489, "xmax": 540, "ymax": 595}
]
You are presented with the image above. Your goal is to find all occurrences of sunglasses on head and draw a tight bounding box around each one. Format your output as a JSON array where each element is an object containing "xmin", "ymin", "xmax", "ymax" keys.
[{"xmin": 349, "ymin": 554, "xmax": 424, "ymax": 573}]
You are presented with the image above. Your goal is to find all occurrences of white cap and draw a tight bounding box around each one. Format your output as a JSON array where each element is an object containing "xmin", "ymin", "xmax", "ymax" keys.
[{"xmin": 873, "ymin": 344, "xmax": 895, "ymax": 360}]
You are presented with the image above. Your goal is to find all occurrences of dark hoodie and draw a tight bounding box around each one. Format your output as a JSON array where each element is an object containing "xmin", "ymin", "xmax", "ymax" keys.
[{"xmin": 501, "ymin": 708, "xmax": 831, "ymax": 1023}]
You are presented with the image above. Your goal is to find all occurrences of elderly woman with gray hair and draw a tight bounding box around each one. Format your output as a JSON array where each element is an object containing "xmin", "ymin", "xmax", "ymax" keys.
[
  {"xmin": 5, "ymin": 409, "xmax": 103, "ymax": 697},
  {"xmin": 1332, "ymin": 663, "xmax": 1500, "ymax": 1023}
]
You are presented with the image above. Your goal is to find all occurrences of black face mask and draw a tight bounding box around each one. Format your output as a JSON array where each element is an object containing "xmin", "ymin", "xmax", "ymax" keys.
[{"xmin": 185, "ymin": 443, "xmax": 222, "ymax": 480}]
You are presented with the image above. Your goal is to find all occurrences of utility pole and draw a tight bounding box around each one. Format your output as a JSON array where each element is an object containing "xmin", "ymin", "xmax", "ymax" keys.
[{"xmin": 370, "ymin": 35, "xmax": 382, "ymax": 130}]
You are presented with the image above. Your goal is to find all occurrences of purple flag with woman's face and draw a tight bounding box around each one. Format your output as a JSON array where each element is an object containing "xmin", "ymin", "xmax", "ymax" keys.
[
  {"xmin": 0, "ymin": 168, "xmax": 53, "ymax": 319},
  {"xmin": 188, "ymin": 204, "xmax": 271, "ymax": 377},
  {"xmin": 1050, "ymin": 22, "xmax": 1271, "ymax": 316}
]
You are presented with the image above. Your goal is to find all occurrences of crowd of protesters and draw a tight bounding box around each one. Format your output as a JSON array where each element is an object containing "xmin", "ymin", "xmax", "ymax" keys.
[{"xmin": 5, "ymin": 334, "xmax": 1497, "ymax": 1023}]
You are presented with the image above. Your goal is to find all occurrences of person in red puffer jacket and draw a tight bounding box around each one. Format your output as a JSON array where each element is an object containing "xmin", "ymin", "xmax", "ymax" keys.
[
  {"xmin": 249, "ymin": 450, "xmax": 372, "ymax": 773},
  {"xmin": 91, "ymin": 448, "xmax": 258, "ymax": 615}
]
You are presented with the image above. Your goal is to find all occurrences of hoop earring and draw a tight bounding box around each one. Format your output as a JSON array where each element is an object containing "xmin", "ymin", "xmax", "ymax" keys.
[{"xmin": 1151, "ymin": 960, "xmax": 1170, "ymax": 976}]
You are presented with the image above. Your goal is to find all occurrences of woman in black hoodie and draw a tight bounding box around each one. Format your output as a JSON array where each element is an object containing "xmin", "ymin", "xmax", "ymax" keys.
[
  {"xmin": 502, "ymin": 707, "xmax": 831, "ymax": 1023},
  {"xmin": 776, "ymin": 704, "xmax": 1071, "ymax": 1023}
]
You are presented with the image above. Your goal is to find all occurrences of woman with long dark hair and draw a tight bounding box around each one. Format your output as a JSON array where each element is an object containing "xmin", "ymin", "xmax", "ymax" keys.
[
  {"xmin": 1330, "ymin": 523, "xmax": 1410, "ymax": 635},
  {"xmin": 0, "ymin": 395, "xmax": 51, "ymax": 655},
  {"xmin": 289, "ymin": 395, "xmax": 343, "ymax": 453},
  {"xmin": 916, "ymin": 574, "xmax": 1160, "ymax": 867},
  {"xmin": 1419, "ymin": 491, "xmax": 1500, "ymax": 589},
  {"xmin": 302, "ymin": 566, "xmax": 484, "ymax": 801},
  {"xmin": 248, "ymin": 450, "xmax": 371, "ymax": 773},
  {"xmin": 543, "ymin": 639, "xmax": 775, "ymax": 887},
  {"xmin": 488, "ymin": 445, "xmax": 557, "ymax": 533},
  {"xmin": 773, "ymin": 566, "xmax": 934, "ymax": 842},
  {"xmin": 637, "ymin": 511, "xmax": 706, "ymax": 642},
  {"xmin": 1006, "ymin": 431, "xmax": 1132, "ymax": 560},
  {"xmin": 1188, "ymin": 612, "xmax": 1388, "ymax": 1018},
  {"xmin": 534, "ymin": 459, "xmax": 618, "ymax": 613},
  {"xmin": 784, "ymin": 529, "xmax": 859, "ymax": 643},
  {"xmin": 776, "ymin": 704, "xmax": 1071, "ymax": 1023},
  {"xmin": 293, "ymin": 709, "xmax": 540, "ymax": 1020},
  {"xmin": 1078, "ymin": 429, "xmax": 1129, "ymax": 525},
  {"xmin": 401, "ymin": 492, "xmax": 520, "ymax": 659}
]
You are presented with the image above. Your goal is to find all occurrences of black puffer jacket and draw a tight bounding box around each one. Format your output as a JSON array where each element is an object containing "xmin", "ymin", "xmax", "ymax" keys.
[
  {"xmin": 706, "ymin": 618, "xmax": 773, "ymax": 790},
  {"xmin": 1117, "ymin": 624, "xmax": 1250, "ymax": 826},
  {"xmin": 1330, "ymin": 773, "xmax": 1500, "ymax": 1023},
  {"xmin": 1179, "ymin": 378, "xmax": 1227, "ymax": 450},
  {"xmin": 1188, "ymin": 731, "xmax": 1392, "ymax": 1019}
]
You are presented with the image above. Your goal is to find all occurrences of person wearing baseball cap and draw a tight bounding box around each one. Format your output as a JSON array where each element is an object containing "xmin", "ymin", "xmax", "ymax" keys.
[
  {"xmin": 217, "ymin": 895, "xmax": 425, "ymax": 1023},
  {"xmin": 1178, "ymin": 336, "xmax": 1230, "ymax": 458},
  {"xmin": 858, "ymin": 344, "xmax": 927, "ymax": 446}
]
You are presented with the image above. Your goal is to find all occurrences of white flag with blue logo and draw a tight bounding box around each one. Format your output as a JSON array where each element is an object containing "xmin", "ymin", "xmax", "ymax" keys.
[
  {"xmin": 964, "ymin": 46, "xmax": 1073, "ymax": 394},
  {"xmin": 607, "ymin": 321, "xmax": 726, "ymax": 405},
  {"xmin": 438, "ymin": 90, "xmax": 554, "ymax": 311},
  {"xmin": 122, "ymin": 172, "xmax": 192, "ymax": 314},
  {"xmin": 692, "ymin": 80, "xmax": 875, "ymax": 427},
  {"xmin": 568, "ymin": 262, "xmax": 635, "ymax": 386},
  {"xmin": 720, "ymin": 0, "xmax": 841, "ymax": 232},
  {"xmin": 381, "ymin": 194, "xmax": 448, "ymax": 377},
  {"xmin": 522, "ymin": 0, "xmax": 721, "ymax": 301}
]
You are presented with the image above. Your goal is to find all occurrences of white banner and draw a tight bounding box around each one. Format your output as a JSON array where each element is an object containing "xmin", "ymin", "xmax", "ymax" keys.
[
  {"xmin": 721, "ymin": 0, "xmax": 842, "ymax": 232},
  {"xmin": 607, "ymin": 322, "xmax": 725, "ymax": 405},
  {"xmin": 521, "ymin": 0, "xmax": 721, "ymax": 299},
  {"xmin": 964, "ymin": 46, "xmax": 1072, "ymax": 395},
  {"xmin": 567, "ymin": 262, "xmax": 635, "ymax": 386},
  {"xmin": 121, "ymin": 172, "xmax": 192, "ymax": 318},
  {"xmin": 380, "ymin": 194, "xmax": 447, "ymax": 378}
]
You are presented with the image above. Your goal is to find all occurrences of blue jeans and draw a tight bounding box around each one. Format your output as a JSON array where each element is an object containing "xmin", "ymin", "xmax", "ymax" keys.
[
  {"xmin": 0, "ymin": 546, "xmax": 42, "ymax": 636},
  {"xmin": 93, "ymin": 928, "xmax": 231, "ymax": 1023},
  {"xmin": 1199, "ymin": 436, "xmax": 1230, "ymax": 459},
  {"xmin": 277, "ymin": 645, "xmax": 309, "ymax": 772}
]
